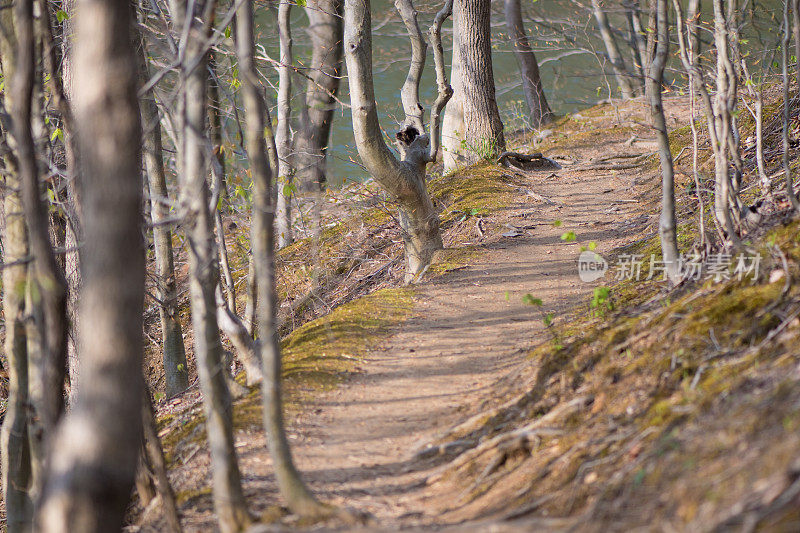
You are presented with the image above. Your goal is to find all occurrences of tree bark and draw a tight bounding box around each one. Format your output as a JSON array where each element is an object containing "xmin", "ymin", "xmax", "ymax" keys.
[
  {"xmin": 276, "ymin": 0, "xmax": 294, "ymax": 248},
  {"xmin": 36, "ymin": 0, "xmax": 146, "ymax": 529},
  {"xmin": 783, "ymin": 0, "xmax": 800, "ymax": 212},
  {"xmin": 504, "ymin": 0, "xmax": 553, "ymax": 128},
  {"xmin": 591, "ymin": 0, "xmax": 637, "ymax": 99},
  {"xmin": 294, "ymin": 0, "xmax": 345, "ymax": 190},
  {"xmin": 137, "ymin": 32, "xmax": 189, "ymax": 398},
  {"xmin": 647, "ymin": 0, "xmax": 679, "ymax": 282},
  {"xmin": 235, "ymin": 0, "xmax": 330, "ymax": 518},
  {"xmin": 1, "ymin": 3, "xmax": 35, "ymax": 529},
  {"xmin": 173, "ymin": 1, "xmax": 251, "ymax": 530},
  {"xmin": 443, "ymin": 0, "xmax": 506, "ymax": 171},
  {"xmin": 345, "ymin": 0, "xmax": 446, "ymax": 281}
]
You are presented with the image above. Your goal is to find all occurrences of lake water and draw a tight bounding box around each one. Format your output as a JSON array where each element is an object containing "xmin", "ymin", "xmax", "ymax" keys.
[{"xmin": 253, "ymin": 0, "xmax": 781, "ymax": 184}]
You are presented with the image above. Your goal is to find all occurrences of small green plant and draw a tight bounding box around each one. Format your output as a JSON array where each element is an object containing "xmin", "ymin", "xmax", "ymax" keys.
[
  {"xmin": 561, "ymin": 231, "xmax": 576, "ymax": 242},
  {"xmin": 522, "ymin": 294, "xmax": 560, "ymax": 347},
  {"xmin": 590, "ymin": 286, "xmax": 613, "ymax": 316}
]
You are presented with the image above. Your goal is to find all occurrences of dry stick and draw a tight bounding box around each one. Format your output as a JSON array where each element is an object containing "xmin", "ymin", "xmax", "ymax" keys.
[{"xmin": 782, "ymin": 0, "xmax": 800, "ymax": 213}]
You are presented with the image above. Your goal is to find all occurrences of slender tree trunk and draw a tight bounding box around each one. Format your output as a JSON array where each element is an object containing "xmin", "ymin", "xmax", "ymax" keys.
[
  {"xmin": 793, "ymin": 0, "xmax": 800, "ymax": 90},
  {"xmin": 648, "ymin": 0, "xmax": 679, "ymax": 282},
  {"xmin": 208, "ymin": 55, "xmax": 238, "ymax": 314},
  {"xmin": 591, "ymin": 0, "xmax": 636, "ymax": 99},
  {"xmin": 36, "ymin": 0, "xmax": 146, "ymax": 529},
  {"xmin": 235, "ymin": 0, "xmax": 330, "ymax": 517},
  {"xmin": 443, "ymin": 0, "xmax": 506, "ymax": 171},
  {"xmin": 783, "ymin": 0, "xmax": 800, "ymax": 212},
  {"xmin": 504, "ymin": 0, "xmax": 553, "ymax": 128},
  {"xmin": 711, "ymin": 0, "xmax": 740, "ymax": 241},
  {"xmin": 625, "ymin": 0, "xmax": 647, "ymax": 85},
  {"xmin": 276, "ymin": 0, "xmax": 294, "ymax": 248},
  {"xmin": 137, "ymin": 34, "xmax": 189, "ymax": 398},
  {"xmin": 1, "ymin": 3, "xmax": 34, "ymax": 529},
  {"xmin": 294, "ymin": 0, "xmax": 345, "ymax": 190},
  {"xmin": 174, "ymin": 1, "xmax": 251, "ymax": 530},
  {"xmin": 14, "ymin": 2, "xmax": 69, "ymax": 436},
  {"xmin": 142, "ymin": 387, "xmax": 183, "ymax": 532}
]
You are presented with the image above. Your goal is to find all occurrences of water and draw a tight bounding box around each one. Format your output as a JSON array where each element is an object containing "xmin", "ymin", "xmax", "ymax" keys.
[{"xmin": 251, "ymin": 1, "xmax": 651, "ymax": 184}]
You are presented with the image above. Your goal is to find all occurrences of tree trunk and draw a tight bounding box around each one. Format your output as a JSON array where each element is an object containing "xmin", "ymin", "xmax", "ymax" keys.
[
  {"xmin": 137, "ymin": 33, "xmax": 189, "ymax": 398},
  {"xmin": 591, "ymin": 0, "xmax": 637, "ymax": 99},
  {"xmin": 36, "ymin": 0, "xmax": 145, "ymax": 529},
  {"xmin": 345, "ymin": 0, "xmax": 446, "ymax": 281},
  {"xmin": 15, "ymin": 1, "xmax": 70, "ymax": 436},
  {"xmin": 504, "ymin": 0, "xmax": 553, "ymax": 128},
  {"xmin": 1, "ymin": 3, "xmax": 35, "ymax": 529},
  {"xmin": 235, "ymin": 0, "xmax": 330, "ymax": 518},
  {"xmin": 173, "ymin": 1, "xmax": 251, "ymax": 530},
  {"xmin": 294, "ymin": 0, "xmax": 345, "ymax": 190},
  {"xmin": 648, "ymin": 0, "xmax": 680, "ymax": 283},
  {"xmin": 443, "ymin": 0, "xmax": 506, "ymax": 171},
  {"xmin": 142, "ymin": 387, "xmax": 183, "ymax": 532},
  {"xmin": 793, "ymin": 0, "xmax": 800, "ymax": 91},
  {"xmin": 276, "ymin": 0, "xmax": 294, "ymax": 248}
]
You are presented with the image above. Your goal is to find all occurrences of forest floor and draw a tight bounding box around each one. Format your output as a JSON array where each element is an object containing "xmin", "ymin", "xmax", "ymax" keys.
[{"xmin": 139, "ymin": 94, "xmax": 800, "ymax": 532}]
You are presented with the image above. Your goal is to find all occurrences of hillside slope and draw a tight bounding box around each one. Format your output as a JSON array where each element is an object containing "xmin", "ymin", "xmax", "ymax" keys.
[{"xmin": 140, "ymin": 94, "xmax": 800, "ymax": 532}]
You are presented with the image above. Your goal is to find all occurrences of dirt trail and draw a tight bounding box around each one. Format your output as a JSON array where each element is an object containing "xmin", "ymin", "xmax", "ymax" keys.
[{"xmin": 286, "ymin": 144, "xmax": 654, "ymax": 529}]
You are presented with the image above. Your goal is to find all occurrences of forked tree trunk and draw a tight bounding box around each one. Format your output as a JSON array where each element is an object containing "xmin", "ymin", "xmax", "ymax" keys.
[
  {"xmin": 647, "ymin": 0, "xmax": 679, "ymax": 283},
  {"xmin": 591, "ymin": 0, "xmax": 637, "ymax": 99},
  {"xmin": 235, "ymin": 0, "xmax": 330, "ymax": 518},
  {"xmin": 345, "ymin": 0, "xmax": 448, "ymax": 281},
  {"xmin": 173, "ymin": 1, "xmax": 251, "ymax": 530},
  {"xmin": 1, "ymin": 2, "xmax": 34, "ymax": 529},
  {"xmin": 294, "ymin": 0, "xmax": 345, "ymax": 190},
  {"xmin": 443, "ymin": 0, "xmax": 506, "ymax": 171},
  {"xmin": 36, "ymin": 0, "xmax": 146, "ymax": 529},
  {"xmin": 137, "ymin": 34, "xmax": 189, "ymax": 398},
  {"xmin": 504, "ymin": 0, "xmax": 553, "ymax": 128}
]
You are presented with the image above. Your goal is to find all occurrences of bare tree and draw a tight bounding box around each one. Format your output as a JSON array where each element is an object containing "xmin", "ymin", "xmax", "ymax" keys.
[
  {"xmin": 137, "ymin": 34, "xmax": 189, "ymax": 398},
  {"xmin": 36, "ymin": 0, "xmax": 146, "ymax": 528},
  {"xmin": 276, "ymin": 0, "xmax": 295, "ymax": 248},
  {"xmin": 172, "ymin": 0, "xmax": 252, "ymax": 530},
  {"xmin": 782, "ymin": 0, "xmax": 800, "ymax": 213},
  {"xmin": 443, "ymin": 0, "xmax": 506, "ymax": 171},
  {"xmin": 294, "ymin": 0, "xmax": 345, "ymax": 190},
  {"xmin": 235, "ymin": 0, "xmax": 330, "ymax": 517},
  {"xmin": 345, "ymin": 0, "xmax": 453, "ymax": 281},
  {"xmin": 504, "ymin": 0, "xmax": 554, "ymax": 128},
  {"xmin": 1, "ymin": 1, "xmax": 35, "ymax": 528},
  {"xmin": 591, "ymin": 0, "xmax": 637, "ymax": 99},
  {"xmin": 647, "ymin": 0, "xmax": 679, "ymax": 282}
]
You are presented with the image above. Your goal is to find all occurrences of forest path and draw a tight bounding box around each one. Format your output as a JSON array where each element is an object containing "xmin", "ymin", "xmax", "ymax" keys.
[{"xmin": 285, "ymin": 137, "xmax": 657, "ymax": 530}]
